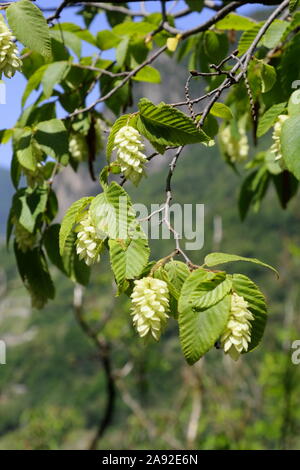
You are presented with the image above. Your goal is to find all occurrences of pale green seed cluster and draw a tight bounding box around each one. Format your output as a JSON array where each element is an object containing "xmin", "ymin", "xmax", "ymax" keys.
[
  {"xmin": 219, "ymin": 124, "xmax": 249, "ymax": 163},
  {"xmin": 113, "ymin": 126, "xmax": 147, "ymax": 185},
  {"xmin": 131, "ymin": 277, "xmax": 169, "ymax": 341},
  {"xmin": 0, "ymin": 17, "xmax": 22, "ymax": 78},
  {"xmin": 220, "ymin": 292, "xmax": 254, "ymax": 361},
  {"xmin": 271, "ymin": 114, "xmax": 289, "ymax": 161},
  {"xmin": 69, "ymin": 133, "xmax": 88, "ymax": 161},
  {"xmin": 75, "ymin": 212, "xmax": 102, "ymax": 266}
]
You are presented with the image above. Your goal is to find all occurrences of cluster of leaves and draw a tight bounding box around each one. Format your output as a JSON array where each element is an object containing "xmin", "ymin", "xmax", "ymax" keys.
[{"xmin": 3, "ymin": 0, "xmax": 300, "ymax": 363}]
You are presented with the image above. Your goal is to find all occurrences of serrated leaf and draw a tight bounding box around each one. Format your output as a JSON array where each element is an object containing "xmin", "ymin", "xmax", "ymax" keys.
[
  {"xmin": 116, "ymin": 36, "xmax": 129, "ymax": 67},
  {"xmin": 50, "ymin": 30, "xmax": 81, "ymax": 58},
  {"xmin": 61, "ymin": 231, "xmax": 91, "ymax": 285},
  {"xmin": 137, "ymin": 98, "xmax": 210, "ymax": 146},
  {"xmin": 22, "ymin": 65, "xmax": 47, "ymax": 107},
  {"xmin": 90, "ymin": 182, "xmax": 137, "ymax": 239},
  {"xmin": 231, "ymin": 274, "xmax": 267, "ymax": 352},
  {"xmin": 109, "ymin": 237, "xmax": 149, "ymax": 288},
  {"xmin": 259, "ymin": 20, "xmax": 289, "ymax": 49},
  {"xmin": 132, "ymin": 66, "xmax": 161, "ymax": 84},
  {"xmin": 281, "ymin": 115, "xmax": 300, "ymax": 180},
  {"xmin": 106, "ymin": 114, "xmax": 135, "ymax": 161},
  {"xmin": 238, "ymin": 168, "xmax": 270, "ymax": 220},
  {"xmin": 210, "ymin": 102, "xmax": 233, "ymax": 120},
  {"xmin": 97, "ymin": 30, "xmax": 121, "ymax": 50},
  {"xmin": 178, "ymin": 268, "xmax": 231, "ymax": 312},
  {"xmin": 15, "ymin": 129, "xmax": 36, "ymax": 171},
  {"xmin": 164, "ymin": 260, "xmax": 190, "ymax": 300},
  {"xmin": 260, "ymin": 62, "xmax": 276, "ymax": 93},
  {"xmin": 41, "ymin": 61, "xmax": 70, "ymax": 99},
  {"xmin": 13, "ymin": 186, "xmax": 48, "ymax": 233},
  {"xmin": 7, "ymin": 0, "xmax": 52, "ymax": 59},
  {"xmin": 35, "ymin": 119, "xmax": 69, "ymax": 164},
  {"xmin": 257, "ymin": 102, "xmax": 287, "ymax": 137},
  {"xmin": 59, "ymin": 196, "xmax": 93, "ymax": 255},
  {"xmin": 179, "ymin": 295, "xmax": 230, "ymax": 365},
  {"xmin": 238, "ymin": 23, "xmax": 262, "ymax": 56},
  {"xmin": 191, "ymin": 276, "xmax": 232, "ymax": 310},
  {"xmin": 216, "ymin": 13, "xmax": 256, "ymax": 31},
  {"xmin": 14, "ymin": 244, "xmax": 55, "ymax": 309},
  {"xmin": 204, "ymin": 252, "xmax": 278, "ymax": 277}
]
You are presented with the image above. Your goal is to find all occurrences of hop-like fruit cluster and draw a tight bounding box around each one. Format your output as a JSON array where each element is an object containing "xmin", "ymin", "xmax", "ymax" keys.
[
  {"xmin": 219, "ymin": 124, "xmax": 249, "ymax": 163},
  {"xmin": 130, "ymin": 277, "xmax": 169, "ymax": 340},
  {"xmin": 113, "ymin": 126, "xmax": 147, "ymax": 185},
  {"xmin": 220, "ymin": 292, "xmax": 254, "ymax": 361},
  {"xmin": 271, "ymin": 114, "xmax": 289, "ymax": 161},
  {"xmin": 69, "ymin": 133, "xmax": 88, "ymax": 161},
  {"xmin": 13, "ymin": 218, "xmax": 36, "ymax": 253},
  {"xmin": 75, "ymin": 212, "xmax": 102, "ymax": 266},
  {"xmin": 0, "ymin": 17, "xmax": 22, "ymax": 78}
]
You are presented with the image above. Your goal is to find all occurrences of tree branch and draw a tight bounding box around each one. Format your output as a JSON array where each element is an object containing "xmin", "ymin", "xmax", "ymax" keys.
[{"xmin": 73, "ymin": 284, "xmax": 116, "ymax": 450}]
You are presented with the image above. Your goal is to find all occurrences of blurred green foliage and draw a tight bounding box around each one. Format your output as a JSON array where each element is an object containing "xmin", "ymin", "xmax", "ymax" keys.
[{"xmin": 1, "ymin": 142, "xmax": 300, "ymax": 449}]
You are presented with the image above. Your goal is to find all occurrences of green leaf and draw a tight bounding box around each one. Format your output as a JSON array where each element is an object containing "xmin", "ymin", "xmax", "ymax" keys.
[
  {"xmin": 179, "ymin": 295, "xmax": 230, "ymax": 365},
  {"xmin": 231, "ymin": 274, "xmax": 267, "ymax": 352},
  {"xmin": 164, "ymin": 260, "xmax": 190, "ymax": 300},
  {"xmin": 210, "ymin": 102, "xmax": 233, "ymax": 120},
  {"xmin": 203, "ymin": 31, "xmax": 228, "ymax": 64},
  {"xmin": 204, "ymin": 252, "xmax": 278, "ymax": 277},
  {"xmin": 281, "ymin": 115, "xmax": 300, "ymax": 180},
  {"xmin": 13, "ymin": 186, "xmax": 48, "ymax": 233},
  {"xmin": 59, "ymin": 196, "xmax": 93, "ymax": 255},
  {"xmin": 216, "ymin": 13, "xmax": 256, "ymax": 31},
  {"xmin": 50, "ymin": 30, "xmax": 81, "ymax": 58},
  {"xmin": 132, "ymin": 66, "xmax": 161, "ymax": 84},
  {"xmin": 290, "ymin": 0, "xmax": 300, "ymax": 12},
  {"xmin": 90, "ymin": 182, "xmax": 137, "ymax": 240},
  {"xmin": 257, "ymin": 102, "xmax": 287, "ymax": 137},
  {"xmin": 259, "ymin": 20, "xmax": 289, "ymax": 49},
  {"xmin": 109, "ymin": 237, "xmax": 150, "ymax": 288},
  {"xmin": 59, "ymin": 231, "xmax": 91, "ymax": 286},
  {"xmin": 260, "ymin": 63, "xmax": 276, "ymax": 93},
  {"xmin": 22, "ymin": 65, "xmax": 47, "ymax": 107},
  {"xmin": 97, "ymin": 30, "xmax": 121, "ymax": 50},
  {"xmin": 15, "ymin": 129, "xmax": 37, "ymax": 171},
  {"xmin": 14, "ymin": 244, "xmax": 55, "ymax": 309},
  {"xmin": 238, "ymin": 168, "xmax": 270, "ymax": 220},
  {"xmin": 106, "ymin": 114, "xmax": 135, "ymax": 161},
  {"xmin": 116, "ymin": 36, "xmax": 130, "ymax": 67},
  {"xmin": 272, "ymin": 170, "xmax": 298, "ymax": 209},
  {"xmin": 43, "ymin": 223, "xmax": 67, "ymax": 274},
  {"xmin": 53, "ymin": 22, "xmax": 96, "ymax": 46},
  {"xmin": 35, "ymin": 119, "xmax": 69, "ymax": 164},
  {"xmin": 190, "ymin": 275, "xmax": 232, "ymax": 310},
  {"xmin": 7, "ymin": 0, "xmax": 52, "ymax": 59},
  {"xmin": 41, "ymin": 61, "xmax": 70, "ymax": 99},
  {"xmin": 184, "ymin": 0, "xmax": 204, "ymax": 12},
  {"xmin": 238, "ymin": 23, "xmax": 262, "ymax": 56},
  {"xmin": 137, "ymin": 98, "xmax": 210, "ymax": 146}
]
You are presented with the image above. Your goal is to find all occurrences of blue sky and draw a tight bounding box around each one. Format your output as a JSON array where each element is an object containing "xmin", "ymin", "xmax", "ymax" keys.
[{"xmin": 0, "ymin": 1, "xmax": 262, "ymax": 169}]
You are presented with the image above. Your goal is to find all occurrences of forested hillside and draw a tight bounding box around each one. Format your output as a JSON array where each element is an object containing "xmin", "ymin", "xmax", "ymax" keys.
[{"xmin": 1, "ymin": 139, "xmax": 300, "ymax": 449}]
